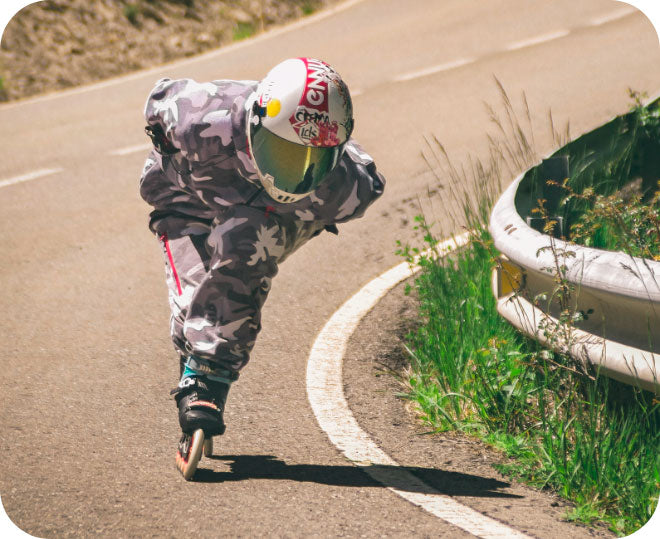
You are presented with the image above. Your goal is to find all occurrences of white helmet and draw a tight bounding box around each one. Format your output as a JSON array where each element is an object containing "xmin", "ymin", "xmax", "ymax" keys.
[{"xmin": 247, "ymin": 57, "xmax": 354, "ymax": 203}]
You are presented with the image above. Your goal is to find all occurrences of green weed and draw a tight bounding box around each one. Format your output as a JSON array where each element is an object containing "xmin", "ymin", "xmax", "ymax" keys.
[
  {"xmin": 558, "ymin": 180, "xmax": 660, "ymax": 259},
  {"xmin": 0, "ymin": 75, "xmax": 7, "ymax": 101},
  {"xmin": 233, "ymin": 22, "xmax": 255, "ymax": 41},
  {"xmin": 123, "ymin": 3, "xmax": 141, "ymax": 27},
  {"xmin": 402, "ymin": 223, "xmax": 660, "ymax": 534},
  {"xmin": 399, "ymin": 86, "xmax": 660, "ymax": 535},
  {"xmin": 550, "ymin": 91, "xmax": 660, "ymax": 247},
  {"xmin": 302, "ymin": 2, "xmax": 316, "ymax": 16}
]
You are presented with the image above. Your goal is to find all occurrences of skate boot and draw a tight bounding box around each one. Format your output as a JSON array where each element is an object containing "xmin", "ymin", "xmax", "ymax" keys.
[{"xmin": 171, "ymin": 356, "xmax": 235, "ymax": 480}]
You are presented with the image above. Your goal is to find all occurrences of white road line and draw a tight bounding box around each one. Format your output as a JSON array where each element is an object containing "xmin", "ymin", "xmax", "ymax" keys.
[
  {"xmin": 394, "ymin": 58, "xmax": 476, "ymax": 83},
  {"xmin": 0, "ymin": 167, "xmax": 63, "ymax": 189},
  {"xmin": 109, "ymin": 143, "xmax": 153, "ymax": 156},
  {"xmin": 306, "ymin": 233, "xmax": 531, "ymax": 538},
  {"xmin": 391, "ymin": 9, "xmax": 640, "ymax": 86},
  {"xmin": 589, "ymin": 8, "xmax": 636, "ymax": 26},
  {"xmin": 505, "ymin": 29, "xmax": 571, "ymax": 52}
]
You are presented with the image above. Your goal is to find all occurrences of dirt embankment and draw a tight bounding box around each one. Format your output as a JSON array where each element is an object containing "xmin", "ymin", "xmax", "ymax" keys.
[{"xmin": 0, "ymin": 0, "xmax": 338, "ymax": 102}]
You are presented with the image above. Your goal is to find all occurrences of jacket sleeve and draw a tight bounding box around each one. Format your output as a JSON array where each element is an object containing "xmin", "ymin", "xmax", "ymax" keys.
[
  {"xmin": 143, "ymin": 78, "xmax": 238, "ymax": 164},
  {"xmin": 306, "ymin": 140, "xmax": 386, "ymax": 224}
]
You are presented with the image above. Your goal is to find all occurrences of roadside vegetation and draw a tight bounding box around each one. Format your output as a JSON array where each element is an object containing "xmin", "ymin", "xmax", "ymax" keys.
[
  {"xmin": 552, "ymin": 179, "xmax": 660, "ymax": 260},
  {"xmin": 0, "ymin": 0, "xmax": 335, "ymax": 102},
  {"xmin": 397, "ymin": 88, "xmax": 660, "ymax": 536},
  {"xmin": 548, "ymin": 91, "xmax": 660, "ymax": 260}
]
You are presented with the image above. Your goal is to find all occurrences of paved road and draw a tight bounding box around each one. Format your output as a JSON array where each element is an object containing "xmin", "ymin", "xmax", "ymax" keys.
[{"xmin": 1, "ymin": 0, "xmax": 659, "ymax": 536}]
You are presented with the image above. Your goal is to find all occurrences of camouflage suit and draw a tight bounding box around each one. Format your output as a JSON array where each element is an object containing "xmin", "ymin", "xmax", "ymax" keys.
[{"xmin": 140, "ymin": 78, "xmax": 385, "ymax": 375}]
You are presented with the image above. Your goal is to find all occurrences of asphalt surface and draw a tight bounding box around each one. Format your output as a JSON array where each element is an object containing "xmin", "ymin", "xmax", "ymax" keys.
[{"xmin": 1, "ymin": 0, "xmax": 660, "ymax": 536}]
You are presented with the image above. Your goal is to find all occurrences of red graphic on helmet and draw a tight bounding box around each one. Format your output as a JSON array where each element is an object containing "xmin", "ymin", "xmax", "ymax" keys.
[
  {"xmin": 290, "ymin": 58, "xmax": 341, "ymax": 147},
  {"xmin": 310, "ymin": 121, "xmax": 340, "ymax": 146},
  {"xmin": 299, "ymin": 57, "xmax": 330, "ymax": 112}
]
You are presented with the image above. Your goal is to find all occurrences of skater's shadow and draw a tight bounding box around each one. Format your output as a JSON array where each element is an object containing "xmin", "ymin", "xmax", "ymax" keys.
[{"xmin": 195, "ymin": 454, "xmax": 522, "ymax": 498}]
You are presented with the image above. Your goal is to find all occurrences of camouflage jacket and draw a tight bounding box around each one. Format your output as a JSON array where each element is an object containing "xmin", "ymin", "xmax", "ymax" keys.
[{"xmin": 139, "ymin": 78, "xmax": 385, "ymax": 226}]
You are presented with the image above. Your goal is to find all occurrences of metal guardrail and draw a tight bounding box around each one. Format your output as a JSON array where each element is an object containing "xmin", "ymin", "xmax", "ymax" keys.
[{"xmin": 489, "ymin": 115, "xmax": 660, "ymax": 394}]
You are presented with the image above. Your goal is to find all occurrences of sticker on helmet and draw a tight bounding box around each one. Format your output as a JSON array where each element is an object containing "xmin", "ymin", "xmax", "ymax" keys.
[
  {"xmin": 310, "ymin": 121, "xmax": 340, "ymax": 146},
  {"xmin": 291, "ymin": 106, "xmax": 340, "ymax": 147},
  {"xmin": 266, "ymin": 99, "xmax": 281, "ymax": 117},
  {"xmin": 301, "ymin": 58, "xmax": 331, "ymax": 110},
  {"xmin": 288, "ymin": 58, "xmax": 342, "ymax": 147}
]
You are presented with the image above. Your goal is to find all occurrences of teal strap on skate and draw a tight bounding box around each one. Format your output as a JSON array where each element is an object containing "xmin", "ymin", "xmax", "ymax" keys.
[
  {"xmin": 181, "ymin": 363, "xmax": 200, "ymax": 380},
  {"xmin": 181, "ymin": 355, "xmax": 238, "ymax": 386}
]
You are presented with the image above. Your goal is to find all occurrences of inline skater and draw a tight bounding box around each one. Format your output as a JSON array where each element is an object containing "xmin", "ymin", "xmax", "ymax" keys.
[{"xmin": 140, "ymin": 57, "xmax": 385, "ymax": 479}]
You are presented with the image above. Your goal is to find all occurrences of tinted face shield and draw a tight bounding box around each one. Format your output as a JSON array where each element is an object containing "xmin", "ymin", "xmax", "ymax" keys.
[{"xmin": 248, "ymin": 115, "xmax": 345, "ymax": 203}]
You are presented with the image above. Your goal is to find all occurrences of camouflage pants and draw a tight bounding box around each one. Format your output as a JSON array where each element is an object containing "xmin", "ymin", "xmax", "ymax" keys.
[{"xmin": 153, "ymin": 205, "xmax": 325, "ymax": 374}]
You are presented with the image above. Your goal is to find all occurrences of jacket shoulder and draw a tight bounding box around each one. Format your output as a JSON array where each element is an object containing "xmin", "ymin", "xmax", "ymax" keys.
[{"xmin": 144, "ymin": 78, "xmax": 256, "ymax": 161}]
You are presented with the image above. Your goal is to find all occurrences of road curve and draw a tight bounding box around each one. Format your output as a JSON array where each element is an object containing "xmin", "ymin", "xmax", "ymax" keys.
[{"xmin": 1, "ymin": 0, "xmax": 660, "ymax": 536}]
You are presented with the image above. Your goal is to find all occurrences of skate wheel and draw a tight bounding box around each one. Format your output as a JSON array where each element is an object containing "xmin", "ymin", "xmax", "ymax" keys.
[
  {"xmin": 176, "ymin": 429, "xmax": 205, "ymax": 480},
  {"xmin": 203, "ymin": 437, "xmax": 213, "ymax": 457}
]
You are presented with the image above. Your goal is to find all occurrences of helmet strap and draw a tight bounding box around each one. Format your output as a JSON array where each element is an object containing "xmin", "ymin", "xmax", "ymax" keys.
[{"xmin": 251, "ymin": 101, "xmax": 267, "ymax": 122}]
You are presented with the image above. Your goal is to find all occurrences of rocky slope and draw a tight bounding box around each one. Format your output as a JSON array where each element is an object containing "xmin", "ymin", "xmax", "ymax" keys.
[{"xmin": 0, "ymin": 0, "xmax": 338, "ymax": 101}]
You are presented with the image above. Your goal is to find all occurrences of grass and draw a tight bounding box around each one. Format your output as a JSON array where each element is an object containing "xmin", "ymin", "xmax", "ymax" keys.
[
  {"xmin": 560, "ymin": 179, "xmax": 660, "ymax": 259},
  {"xmin": 397, "ymin": 85, "xmax": 660, "ymax": 535},
  {"xmin": 123, "ymin": 3, "xmax": 141, "ymax": 27},
  {"xmin": 549, "ymin": 90, "xmax": 660, "ymax": 258},
  {"xmin": 302, "ymin": 1, "xmax": 317, "ymax": 16},
  {"xmin": 0, "ymin": 75, "xmax": 7, "ymax": 102},
  {"xmin": 233, "ymin": 22, "xmax": 256, "ymax": 41}
]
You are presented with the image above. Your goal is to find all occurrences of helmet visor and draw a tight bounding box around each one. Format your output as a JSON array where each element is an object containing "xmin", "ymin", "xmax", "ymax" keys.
[{"xmin": 250, "ymin": 123, "xmax": 343, "ymax": 196}]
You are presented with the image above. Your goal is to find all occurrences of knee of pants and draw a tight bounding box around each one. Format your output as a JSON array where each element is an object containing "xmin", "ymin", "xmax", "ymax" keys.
[{"xmin": 207, "ymin": 206, "xmax": 287, "ymax": 278}]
